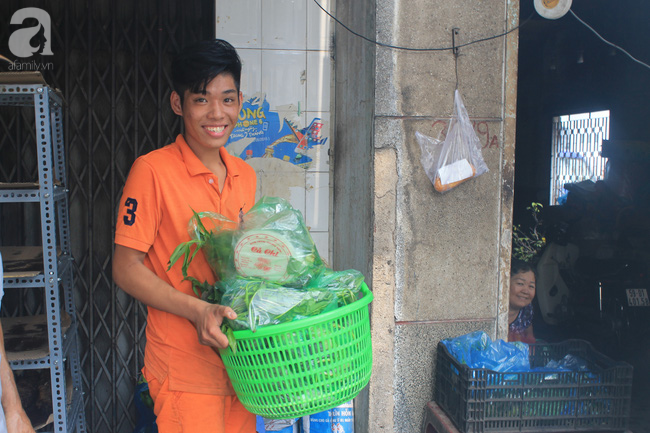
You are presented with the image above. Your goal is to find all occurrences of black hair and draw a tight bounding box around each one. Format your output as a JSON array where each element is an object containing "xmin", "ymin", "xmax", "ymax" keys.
[
  {"xmin": 171, "ymin": 39, "xmax": 242, "ymax": 102},
  {"xmin": 511, "ymin": 258, "xmax": 537, "ymax": 280}
]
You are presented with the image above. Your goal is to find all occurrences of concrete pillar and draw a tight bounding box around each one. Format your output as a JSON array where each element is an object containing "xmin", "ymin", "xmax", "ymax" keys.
[{"xmin": 333, "ymin": 1, "xmax": 519, "ymax": 432}]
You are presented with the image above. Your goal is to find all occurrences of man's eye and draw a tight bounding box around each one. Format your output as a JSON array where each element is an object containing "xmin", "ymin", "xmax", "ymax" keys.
[{"xmin": 195, "ymin": 97, "xmax": 207, "ymax": 103}]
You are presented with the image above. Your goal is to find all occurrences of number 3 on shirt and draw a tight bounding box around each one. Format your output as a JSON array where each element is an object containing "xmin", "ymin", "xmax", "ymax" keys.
[{"xmin": 123, "ymin": 197, "xmax": 138, "ymax": 226}]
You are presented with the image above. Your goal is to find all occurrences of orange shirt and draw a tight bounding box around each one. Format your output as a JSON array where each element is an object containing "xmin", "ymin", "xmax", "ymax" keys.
[{"xmin": 115, "ymin": 134, "xmax": 256, "ymax": 395}]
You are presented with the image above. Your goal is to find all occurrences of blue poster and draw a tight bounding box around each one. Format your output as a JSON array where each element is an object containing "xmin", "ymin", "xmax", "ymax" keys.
[
  {"xmin": 227, "ymin": 95, "xmax": 328, "ymax": 169},
  {"xmin": 300, "ymin": 401, "xmax": 354, "ymax": 433}
]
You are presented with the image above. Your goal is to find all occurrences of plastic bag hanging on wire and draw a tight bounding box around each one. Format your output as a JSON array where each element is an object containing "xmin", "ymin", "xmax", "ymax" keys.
[{"xmin": 416, "ymin": 89, "xmax": 489, "ymax": 193}]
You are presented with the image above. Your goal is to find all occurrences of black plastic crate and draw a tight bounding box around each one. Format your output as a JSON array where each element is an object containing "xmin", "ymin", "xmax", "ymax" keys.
[{"xmin": 435, "ymin": 339, "xmax": 633, "ymax": 432}]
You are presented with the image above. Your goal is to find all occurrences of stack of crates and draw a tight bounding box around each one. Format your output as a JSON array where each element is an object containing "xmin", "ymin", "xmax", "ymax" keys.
[{"xmin": 435, "ymin": 339, "xmax": 633, "ymax": 432}]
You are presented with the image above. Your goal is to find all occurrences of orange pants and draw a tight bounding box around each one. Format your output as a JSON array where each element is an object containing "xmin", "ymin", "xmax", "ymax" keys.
[{"xmin": 145, "ymin": 372, "xmax": 255, "ymax": 433}]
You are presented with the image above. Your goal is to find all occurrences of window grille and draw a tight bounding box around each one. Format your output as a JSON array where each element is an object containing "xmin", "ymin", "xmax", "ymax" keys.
[{"xmin": 550, "ymin": 110, "xmax": 610, "ymax": 205}]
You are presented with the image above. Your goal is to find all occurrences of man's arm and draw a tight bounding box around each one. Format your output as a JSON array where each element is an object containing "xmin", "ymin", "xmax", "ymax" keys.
[
  {"xmin": 0, "ymin": 323, "xmax": 36, "ymax": 433},
  {"xmin": 112, "ymin": 244, "xmax": 236, "ymax": 349}
]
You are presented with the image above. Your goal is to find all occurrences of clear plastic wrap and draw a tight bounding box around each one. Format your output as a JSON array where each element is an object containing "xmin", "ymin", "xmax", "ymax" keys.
[
  {"xmin": 442, "ymin": 331, "xmax": 530, "ymax": 372},
  {"xmin": 215, "ymin": 268, "xmax": 364, "ymax": 332},
  {"xmin": 306, "ymin": 268, "xmax": 364, "ymax": 303},
  {"xmin": 170, "ymin": 196, "xmax": 324, "ymax": 289},
  {"xmin": 168, "ymin": 196, "xmax": 366, "ymax": 333},
  {"xmin": 416, "ymin": 89, "xmax": 489, "ymax": 193},
  {"xmin": 235, "ymin": 196, "xmax": 324, "ymax": 287},
  {"xmin": 218, "ymin": 279, "xmax": 337, "ymax": 332}
]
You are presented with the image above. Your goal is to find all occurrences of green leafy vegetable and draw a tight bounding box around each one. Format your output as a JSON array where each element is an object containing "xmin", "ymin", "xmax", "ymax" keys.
[
  {"xmin": 167, "ymin": 209, "xmax": 238, "ymax": 296},
  {"xmin": 212, "ymin": 271, "xmax": 363, "ymax": 332},
  {"xmin": 167, "ymin": 198, "xmax": 366, "ymax": 351},
  {"xmin": 222, "ymin": 324, "xmax": 236, "ymax": 353}
]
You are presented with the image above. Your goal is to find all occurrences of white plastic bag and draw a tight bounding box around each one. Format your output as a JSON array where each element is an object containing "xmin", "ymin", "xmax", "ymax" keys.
[
  {"xmin": 263, "ymin": 417, "xmax": 298, "ymax": 431},
  {"xmin": 416, "ymin": 89, "xmax": 489, "ymax": 193}
]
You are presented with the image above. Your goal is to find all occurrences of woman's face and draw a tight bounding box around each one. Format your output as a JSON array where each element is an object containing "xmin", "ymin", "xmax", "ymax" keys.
[{"xmin": 509, "ymin": 270, "xmax": 536, "ymax": 310}]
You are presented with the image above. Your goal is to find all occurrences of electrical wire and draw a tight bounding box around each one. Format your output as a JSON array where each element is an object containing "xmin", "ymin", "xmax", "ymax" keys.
[
  {"xmin": 312, "ymin": 0, "xmax": 531, "ymax": 52},
  {"xmin": 313, "ymin": 0, "xmax": 650, "ymax": 72},
  {"xmin": 569, "ymin": 9, "xmax": 650, "ymax": 70}
]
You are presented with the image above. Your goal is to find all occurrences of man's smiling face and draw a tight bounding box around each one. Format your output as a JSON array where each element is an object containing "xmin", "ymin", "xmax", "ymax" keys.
[{"xmin": 170, "ymin": 72, "xmax": 242, "ymax": 159}]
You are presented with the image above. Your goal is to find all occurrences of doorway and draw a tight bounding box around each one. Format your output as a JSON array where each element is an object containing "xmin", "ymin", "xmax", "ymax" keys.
[{"xmin": 515, "ymin": 1, "xmax": 650, "ymax": 431}]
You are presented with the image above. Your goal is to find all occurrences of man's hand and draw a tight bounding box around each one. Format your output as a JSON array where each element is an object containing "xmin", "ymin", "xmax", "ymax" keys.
[
  {"xmin": 113, "ymin": 245, "xmax": 238, "ymax": 349},
  {"xmin": 193, "ymin": 303, "xmax": 237, "ymax": 349}
]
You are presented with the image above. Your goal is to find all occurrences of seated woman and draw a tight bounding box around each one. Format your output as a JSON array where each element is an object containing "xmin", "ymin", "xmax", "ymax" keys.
[{"xmin": 508, "ymin": 259, "xmax": 537, "ymax": 344}]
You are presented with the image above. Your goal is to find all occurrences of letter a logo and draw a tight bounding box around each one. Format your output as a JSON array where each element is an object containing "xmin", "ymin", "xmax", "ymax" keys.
[{"xmin": 8, "ymin": 8, "xmax": 53, "ymax": 58}]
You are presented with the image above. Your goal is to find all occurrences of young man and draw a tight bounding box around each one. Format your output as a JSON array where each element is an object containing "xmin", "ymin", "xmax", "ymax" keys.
[{"xmin": 113, "ymin": 40, "xmax": 256, "ymax": 432}]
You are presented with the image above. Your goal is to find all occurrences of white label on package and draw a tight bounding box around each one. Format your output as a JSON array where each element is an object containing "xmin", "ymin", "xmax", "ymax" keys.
[
  {"xmin": 233, "ymin": 230, "xmax": 295, "ymax": 283},
  {"xmin": 438, "ymin": 159, "xmax": 473, "ymax": 185}
]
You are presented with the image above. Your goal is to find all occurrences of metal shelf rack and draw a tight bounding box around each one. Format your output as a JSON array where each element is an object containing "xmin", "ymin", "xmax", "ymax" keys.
[{"xmin": 0, "ymin": 73, "xmax": 86, "ymax": 433}]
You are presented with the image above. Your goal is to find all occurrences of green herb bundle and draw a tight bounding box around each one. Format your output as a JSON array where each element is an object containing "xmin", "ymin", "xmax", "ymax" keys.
[
  {"xmin": 212, "ymin": 268, "xmax": 364, "ymax": 332},
  {"xmin": 167, "ymin": 209, "xmax": 239, "ymax": 296},
  {"xmin": 167, "ymin": 197, "xmax": 366, "ymax": 351}
]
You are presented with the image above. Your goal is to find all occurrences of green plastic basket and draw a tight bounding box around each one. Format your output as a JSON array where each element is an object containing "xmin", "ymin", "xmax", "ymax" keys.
[{"xmin": 219, "ymin": 282, "xmax": 373, "ymax": 419}]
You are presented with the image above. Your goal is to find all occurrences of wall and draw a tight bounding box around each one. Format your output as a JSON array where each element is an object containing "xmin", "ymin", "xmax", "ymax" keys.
[
  {"xmin": 215, "ymin": 0, "xmax": 334, "ymax": 262},
  {"xmin": 331, "ymin": 1, "xmax": 376, "ymax": 431},
  {"xmin": 216, "ymin": 0, "xmax": 519, "ymax": 431},
  {"xmin": 332, "ymin": 0, "xmax": 519, "ymax": 431}
]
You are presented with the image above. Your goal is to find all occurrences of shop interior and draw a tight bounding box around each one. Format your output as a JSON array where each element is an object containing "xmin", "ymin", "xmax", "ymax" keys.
[{"xmin": 515, "ymin": 1, "xmax": 650, "ymax": 431}]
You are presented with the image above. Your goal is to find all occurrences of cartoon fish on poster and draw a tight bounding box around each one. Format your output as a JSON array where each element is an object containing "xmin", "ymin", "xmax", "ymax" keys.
[{"xmin": 227, "ymin": 95, "xmax": 328, "ymax": 169}]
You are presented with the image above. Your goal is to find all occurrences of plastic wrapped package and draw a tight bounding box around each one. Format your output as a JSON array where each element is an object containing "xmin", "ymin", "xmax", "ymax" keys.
[
  {"xmin": 235, "ymin": 197, "xmax": 324, "ymax": 287},
  {"xmin": 416, "ymin": 90, "xmax": 489, "ymax": 193},
  {"xmin": 216, "ymin": 268, "xmax": 364, "ymax": 332},
  {"xmin": 442, "ymin": 331, "xmax": 530, "ymax": 372},
  {"xmin": 176, "ymin": 196, "xmax": 324, "ymax": 288},
  {"xmin": 306, "ymin": 268, "xmax": 364, "ymax": 302},
  {"xmin": 169, "ymin": 196, "xmax": 366, "ymax": 333},
  {"xmin": 218, "ymin": 279, "xmax": 337, "ymax": 332},
  {"xmin": 185, "ymin": 210, "xmax": 241, "ymax": 283},
  {"xmin": 442, "ymin": 331, "xmax": 594, "ymax": 374},
  {"xmin": 263, "ymin": 417, "xmax": 298, "ymax": 432}
]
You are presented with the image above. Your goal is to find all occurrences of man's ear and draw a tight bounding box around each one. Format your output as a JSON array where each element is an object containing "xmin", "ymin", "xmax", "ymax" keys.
[{"xmin": 170, "ymin": 91, "xmax": 183, "ymax": 116}]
